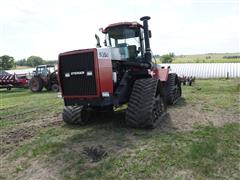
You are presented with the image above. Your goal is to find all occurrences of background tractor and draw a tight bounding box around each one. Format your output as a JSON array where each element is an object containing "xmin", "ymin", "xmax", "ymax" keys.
[
  {"xmin": 58, "ymin": 16, "xmax": 181, "ymax": 128},
  {"xmin": 29, "ymin": 64, "xmax": 59, "ymax": 92}
]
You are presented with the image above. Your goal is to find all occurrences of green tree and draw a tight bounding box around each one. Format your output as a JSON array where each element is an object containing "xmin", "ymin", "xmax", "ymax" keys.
[
  {"xmin": 0, "ymin": 55, "xmax": 16, "ymax": 70},
  {"xmin": 16, "ymin": 59, "xmax": 27, "ymax": 66},
  {"xmin": 27, "ymin": 56, "xmax": 44, "ymax": 67},
  {"xmin": 169, "ymin": 52, "xmax": 175, "ymax": 58},
  {"xmin": 161, "ymin": 54, "xmax": 173, "ymax": 63},
  {"xmin": 45, "ymin": 60, "xmax": 57, "ymax": 65}
]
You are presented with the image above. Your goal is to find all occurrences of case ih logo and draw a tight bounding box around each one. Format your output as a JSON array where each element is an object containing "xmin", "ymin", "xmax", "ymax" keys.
[
  {"xmin": 71, "ymin": 71, "xmax": 84, "ymax": 75},
  {"xmin": 65, "ymin": 71, "xmax": 85, "ymax": 78},
  {"xmin": 65, "ymin": 71, "xmax": 93, "ymax": 78}
]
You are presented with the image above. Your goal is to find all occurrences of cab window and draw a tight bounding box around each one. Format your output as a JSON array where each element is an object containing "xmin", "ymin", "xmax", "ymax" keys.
[{"xmin": 107, "ymin": 27, "xmax": 143, "ymax": 58}]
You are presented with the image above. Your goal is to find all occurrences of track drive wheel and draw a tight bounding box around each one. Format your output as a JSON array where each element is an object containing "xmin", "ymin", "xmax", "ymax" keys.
[
  {"xmin": 126, "ymin": 78, "xmax": 167, "ymax": 129},
  {"xmin": 29, "ymin": 77, "xmax": 43, "ymax": 92},
  {"xmin": 165, "ymin": 73, "xmax": 182, "ymax": 105},
  {"xmin": 63, "ymin": 106, "xmax": 90, "ymax": 125}
]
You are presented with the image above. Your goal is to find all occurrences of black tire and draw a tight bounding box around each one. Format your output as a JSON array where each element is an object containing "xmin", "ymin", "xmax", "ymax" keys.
[
  {"xmin": 165, "ymin": 73, "xmax": 182, "ymax": 105},
  {"xmin": 63, "ymin": 106, "xmax": 90, "ymax": 125},
  {"xmin": 29, "ymin": 77, "xmax": 43, "ymax": 92},
  {"xmin": 51, "ymin": 84, "xmax": 59, "ymax": 92},
  {"xmin": 126, "ymin": 78, "xmax": 167, "ymax": 129},
  {"xmin": 188, "ymin": 79, "xmax": 192, "ymax": 86}
]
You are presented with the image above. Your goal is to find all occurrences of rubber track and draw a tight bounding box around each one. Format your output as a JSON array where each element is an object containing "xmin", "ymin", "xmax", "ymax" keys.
[
  {"xmin": 126, "ymin": 78, "xmax": 159, "ymax": 128},
  {"xmin": 165, "ymin": 73, "xmax": 180, "ymax": 105},
  {"xmin": 63, "ymin": 106, "xmax": 86, "ymax": 125}
]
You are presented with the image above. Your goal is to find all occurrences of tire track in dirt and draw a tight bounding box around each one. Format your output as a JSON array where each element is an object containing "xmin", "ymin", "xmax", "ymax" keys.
[
  {"xmin": 157, "ymin": 104, "xmax": 240, "ymax": 132},
  {"xmin": 0, "ymin": 113, "xmax": 63, "ymax": 157},
  {"xmin": 0, "ymin": 105, "xmax": 61, "ymax": 121}
]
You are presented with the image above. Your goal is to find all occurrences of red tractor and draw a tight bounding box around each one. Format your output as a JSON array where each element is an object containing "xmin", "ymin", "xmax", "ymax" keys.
[
  {"xmin": 29, "ymin": 65, "xmax": 59, "ymax": 92},
  {"xmin": 58, "ymin": 16, "xmax": 181, "ymax": 128}
]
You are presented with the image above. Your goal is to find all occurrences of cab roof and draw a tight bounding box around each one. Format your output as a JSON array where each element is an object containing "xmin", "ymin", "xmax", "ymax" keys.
[{"xmin": 103, "ymin": 22, "xmax": 143, "ymax": 33}]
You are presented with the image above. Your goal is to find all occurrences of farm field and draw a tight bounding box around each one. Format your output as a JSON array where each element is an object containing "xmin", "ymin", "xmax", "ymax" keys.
[
  {"xmin": 15, "ymin": 66, "xmax": 33, "ymax": 70},
  {"xmin": 0, "ymin": 79, "xmax": 239, "ymax": 179},
  {"xmin": 172, "ymin": 52, "xmax": 240, "ymax": 63}
]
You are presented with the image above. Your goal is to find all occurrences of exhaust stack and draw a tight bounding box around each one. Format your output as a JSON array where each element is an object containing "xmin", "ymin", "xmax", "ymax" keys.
[{"xmin": 140, "ymin": 16, "xmax": 152, "ymax": 63}]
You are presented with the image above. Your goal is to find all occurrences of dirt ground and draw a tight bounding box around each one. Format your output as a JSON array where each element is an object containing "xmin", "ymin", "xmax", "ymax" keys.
[
  {"xmin": 158, "ymin": 103, "xmax": 239, "ymax": 132},
  {"xmin": 0, "ymin": 114, "xmax": 62, "ymax": 157},
  {"xmin": 2, "ymin": 103, "xmax": 238, "ymax": 153},
  {"xmin": 1, "ymin": 101, "xmax": 239, "ymax": 179}
]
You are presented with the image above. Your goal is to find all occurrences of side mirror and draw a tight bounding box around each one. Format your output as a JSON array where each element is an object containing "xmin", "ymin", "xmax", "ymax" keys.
[{"xmin": 149, "ymin": 30, "xmax": 152, "ymax": 38}]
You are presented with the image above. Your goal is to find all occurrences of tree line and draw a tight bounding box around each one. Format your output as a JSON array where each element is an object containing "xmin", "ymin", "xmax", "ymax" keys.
[
  {"xmin": 1, "ymin": 52, "xmax": 175, "ymax": 70},
  {"xmin": 0, "ymin": 55, "xmax": 57, "ymax": 70},
  {"xmin": 154, "ymin": 52, "xmax": 175, "ymax": 63},
  {"xmin": 223, "ymin": 56, "xmax": 240, "ymax": 59}
]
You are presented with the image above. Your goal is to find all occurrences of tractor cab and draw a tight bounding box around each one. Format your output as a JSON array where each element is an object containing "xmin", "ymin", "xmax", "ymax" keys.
[
  {"xmin": 102, "ymin": 22, "xmax": 147, "ymax": 61},
  {"xmin": 35, "ymin": 65, "xmax": 55, "ymax": 76}
]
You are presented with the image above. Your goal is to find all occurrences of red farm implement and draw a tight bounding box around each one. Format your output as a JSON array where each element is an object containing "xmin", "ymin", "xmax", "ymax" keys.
[{"xmin": 0, "ymin": 72, "xmax": 29, "ymax": 90}]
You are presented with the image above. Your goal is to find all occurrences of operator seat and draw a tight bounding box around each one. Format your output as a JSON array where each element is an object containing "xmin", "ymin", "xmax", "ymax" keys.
[{"xmin": 128, "ymin": 45, "xmax": 137, "ymax": 59}]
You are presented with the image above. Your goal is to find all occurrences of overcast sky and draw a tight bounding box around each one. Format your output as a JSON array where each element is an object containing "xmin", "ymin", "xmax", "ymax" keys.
[{"xmin": 0, "ymin": 0, "xmax": 239, "ymax": 60}]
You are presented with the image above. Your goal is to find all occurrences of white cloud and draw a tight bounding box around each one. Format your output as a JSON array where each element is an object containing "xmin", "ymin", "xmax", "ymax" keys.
[
  {"xmin": 152, "ymin": 14, "xmax": 240, "ymax": 55},
  {"xmin": 0, "ymin": 0, "xmax": 239, "ymax": 59}
]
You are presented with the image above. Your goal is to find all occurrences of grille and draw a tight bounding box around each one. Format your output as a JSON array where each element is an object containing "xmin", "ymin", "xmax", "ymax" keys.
[{"xmin": 59, "ymin": 51, "xmax": 97, "ymax": 96}]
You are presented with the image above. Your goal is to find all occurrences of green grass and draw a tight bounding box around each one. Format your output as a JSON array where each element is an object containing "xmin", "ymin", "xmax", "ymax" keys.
[
  {"xmin": 7, "ymin": 122, "xmax": 240, "ymax": 179},
  {"xmin": 183, "ymin": 79, "xmax": 240, "ymax": 113},
  {"xmin": 0, "ymin": 79, "xmax": 240, "ymax": 179},
  {"xmin": 0, "ymin": 89, "xmax": 63, "ymax": 129},
  {"xmin": 163, "ymin": 53, "xmax": 240, "ymax": 63},
  {"xmin": 79, "ymin": 123, "xmax": 240, "ymax": 179}
]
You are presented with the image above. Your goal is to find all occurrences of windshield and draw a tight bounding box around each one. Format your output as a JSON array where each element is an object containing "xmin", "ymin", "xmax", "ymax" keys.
[
  {"xmin": 106, "ymin": 27, "xmax": 143, "ymax": 58},
  {"xmin": 36, "ymin": 66, "xmax": 55, "ymax": 75}
]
